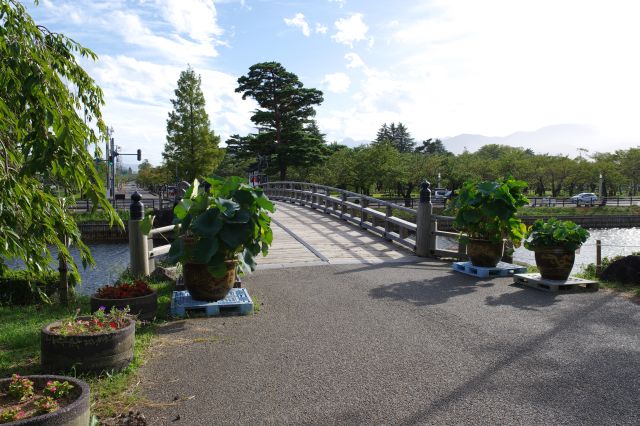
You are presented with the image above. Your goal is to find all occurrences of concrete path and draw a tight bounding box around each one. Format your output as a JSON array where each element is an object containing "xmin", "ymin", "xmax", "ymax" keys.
[
  {"xmin": 139, "ymin": 262, "xmax": 640, "ymax": 425},
  {"xmin": 261, "ymin": 201, "xmax": 421, "ymax": 268}
]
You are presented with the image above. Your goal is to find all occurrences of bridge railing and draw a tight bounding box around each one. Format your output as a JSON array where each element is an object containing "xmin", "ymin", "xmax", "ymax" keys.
[{"xmin": 261, "ymin": 181, "xmax": 467, "ymax": 260}]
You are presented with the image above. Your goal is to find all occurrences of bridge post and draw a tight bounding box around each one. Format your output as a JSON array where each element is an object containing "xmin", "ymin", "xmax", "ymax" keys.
[
  {"xmin": 341, "ymin": 192, "xmax": 347, "ymax": 218},
  {"xmin": 360, "ymin": 196, "xmax": 368, "ymax": 227},
  {"xmin": 129, "ymin": 192, "xmax": 150, "ymax": 276},
  {"xmin": 384, "ymin": 204, "xmax": 393, "ymax": 240},
  {"xmin": 416, "ymin": 181, "xmax": 433, "ymax": 257},
  {"xmin": 311, "ymin": 185, "xmax": 317, "ymax": 208}
]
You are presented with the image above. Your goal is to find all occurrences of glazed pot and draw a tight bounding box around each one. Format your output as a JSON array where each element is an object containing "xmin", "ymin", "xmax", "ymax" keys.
[
  {"xmin": 534, "ymin": 246, "xmax": 575, "ymax": 280},
  {"xmin": 41, "ymin": 317, "xmax": 135, "ymax": 374},
  {"xmin": 0, "ymin": 375, "xmax": 90, "ymax": 426},
  {"xmin": 90, "ymin": 289, "xmax": 158, "ymax": 322},
  {"xmin": 183, "ymin": 261, "xmax": 236, "ymax": 302},
  {"xmin": 466, "ymin": 239, "xmax": 504, "ymax": 267}
]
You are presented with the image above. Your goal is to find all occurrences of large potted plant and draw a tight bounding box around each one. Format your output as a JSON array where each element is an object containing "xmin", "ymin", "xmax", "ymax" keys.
[
  {"xmin": 446, "ymin": 177, "xmax": 529, "ymax": 267},
  {"xmin": 0, "ymin": 374, "xmax": 90, "ymax": 425},
  {"xmin": 168, "ymin": 176, "xmax": 275, "ymax": 301},
  {"xmin": 524, "ymin": 218, "xmax": 590, "ymax": 280}
]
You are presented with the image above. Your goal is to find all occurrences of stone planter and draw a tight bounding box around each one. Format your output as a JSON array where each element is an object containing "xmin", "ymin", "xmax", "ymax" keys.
[
  {"xmin": 534, "ymin": 246, "xmax": 575, "ymax": 280},
  {"xmin": 90, "ymin": 290, "xmax": 158, "ymax": 322},
  {"xmin": 0, "ymin": 375, "xmax": 90, "ymax": 426},
  {"xmin": 183, "ymin": 261, "xmax": 236, "ymax": 302},
  {"xmin": 41, "ymin": 317, "xmax": 135, "ymax": 374},
  {"xmin": 466, "ymin": 239, "xmax": 504, "ymax": 267}
]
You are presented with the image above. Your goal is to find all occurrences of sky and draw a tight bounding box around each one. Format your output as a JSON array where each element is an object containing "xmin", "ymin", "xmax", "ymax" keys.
[{"xmin": 26, "ymin": 0, "xmax": 640, "ymax": 165}]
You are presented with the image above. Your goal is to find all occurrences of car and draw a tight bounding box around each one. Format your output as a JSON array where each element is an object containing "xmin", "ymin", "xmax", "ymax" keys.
[
  {"xmin": 433, "ymin": 188, "xmax": 452, "ymax": 200},
  {"xmin": 570, "ymin": 192, "xmax": 598, "ymax": 205}
]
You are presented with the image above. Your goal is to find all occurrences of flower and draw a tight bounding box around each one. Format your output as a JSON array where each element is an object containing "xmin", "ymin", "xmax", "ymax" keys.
[{"xmin": 99, "ymin": 306, "xmax": 106, "ymax": 311}]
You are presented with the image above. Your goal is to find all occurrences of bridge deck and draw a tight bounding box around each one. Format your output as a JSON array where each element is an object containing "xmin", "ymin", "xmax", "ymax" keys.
[{"xmin": 259, "ymin": 201, "xmax": 421, "ymax": 268}]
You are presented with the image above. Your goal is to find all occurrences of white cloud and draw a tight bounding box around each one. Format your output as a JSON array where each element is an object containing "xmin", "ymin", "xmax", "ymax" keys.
[
  {"xmin": 284, "ymin": 13, "xmax": 310, "ymax": 37},
  {"xmin": 315, "ymin": 23, "xmax": 328, "ymax": 34},
  {"xmin": 344, "ymin": 52, "xmax": 365, "ymax": 69},
  {"xmin": 331, "ymin": 13, "xmax": 369, "ymax": 48},
  {"xmin": 329, "ymin": 0, "xmax": 347, "ymax": 8},
  {"xmin": 322, "ymin": 72, "xmax": 351, "ymax": 93},
  {"xmin": 157, "ymin": 0, "xmax": 223, "ymax": 42}
]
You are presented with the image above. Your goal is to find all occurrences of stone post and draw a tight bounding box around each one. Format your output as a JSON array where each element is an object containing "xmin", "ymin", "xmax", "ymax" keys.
[
  {"xmin": 129, "ymin": 192, "xmax": 149, "ymax": 277},
  {"xmin": 416, "ymin": 180, "xmax": 433, "ymax": 257}
]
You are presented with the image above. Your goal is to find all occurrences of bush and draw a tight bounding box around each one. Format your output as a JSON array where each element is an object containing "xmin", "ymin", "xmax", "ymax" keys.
[{"xmin": 0, "ymin": 270, "xmax": 59, "ymax": 305}]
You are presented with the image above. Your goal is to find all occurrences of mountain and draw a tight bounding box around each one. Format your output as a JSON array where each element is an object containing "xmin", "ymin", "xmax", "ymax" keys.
[{"xmin": 441, "ymin": 124, "xmax": 623, "ymax": 156}]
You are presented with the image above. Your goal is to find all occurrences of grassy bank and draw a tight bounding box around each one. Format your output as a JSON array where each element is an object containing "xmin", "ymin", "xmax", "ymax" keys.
[
  {"xmin": 0, "ymin": 279, "xmax": 174, "ymax": 419},
  {"xmin": 519, "ymin": 205, "xmax": 640, "ymax": 217}
]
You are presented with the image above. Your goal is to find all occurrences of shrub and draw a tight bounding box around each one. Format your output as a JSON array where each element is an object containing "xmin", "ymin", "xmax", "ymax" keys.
[{"xmin": 0, "ymin": 270, "xmax": 59, "ymax": 305}]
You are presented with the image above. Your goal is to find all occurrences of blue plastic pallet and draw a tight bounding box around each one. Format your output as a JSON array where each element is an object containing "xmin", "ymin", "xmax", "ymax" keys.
[
  {"xmin": 452, "ymin": 261, "xmax": 527, "ymax": 278},
  {"xmin": 171, "ymin": 288, "xmax": 253, "ymax": 318}
]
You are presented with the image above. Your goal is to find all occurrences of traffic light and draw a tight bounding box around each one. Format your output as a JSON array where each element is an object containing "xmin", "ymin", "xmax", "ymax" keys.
[
  {"xmin": 137, "ymin": 149, "xmax": 142, "ymax": 161},
  {"xmin": 108, "ymin": 155, "xmax": 113, "ymax": 166}
]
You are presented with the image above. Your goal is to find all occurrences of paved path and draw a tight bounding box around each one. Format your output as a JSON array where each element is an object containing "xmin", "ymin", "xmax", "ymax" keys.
[
  {"xmin": 139, "ymin": 262, "xmax": 640, "ymax": 425},
  {"xmin": 261, "ymin": 201, "xmax": 420, "ymax": 268}
]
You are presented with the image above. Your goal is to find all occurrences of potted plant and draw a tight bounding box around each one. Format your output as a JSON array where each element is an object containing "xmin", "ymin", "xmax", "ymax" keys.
[
  {"xmin": 524, "ymin": 218, "xmax": 590, "ymax": 280},
  {"xmin": 90, "ymin": 278, "xmax": 158, "ymax": 321},
  {"xmin": 41, "ymin": 307, "xmax": 134, "ymax": 374},
  {"xmin": 168, "ymin": 176, "xmax": 275, "ymax": 301},
  {"xmin": 0, "ymin": 374, "xmax": 90, "ymax": 425},
  {"xmin": 446, "ymin": 177, "xmax": 529, "ymax": 267}
]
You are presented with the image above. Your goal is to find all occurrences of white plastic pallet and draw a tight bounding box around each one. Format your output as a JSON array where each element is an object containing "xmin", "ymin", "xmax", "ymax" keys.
[
  {"xmin": 514, "ymin": 273, "xmax": 598, "ymax": 293},
  {"xmin": 452, "ymin": 261, "xmax": 528, "ymax": 278}
]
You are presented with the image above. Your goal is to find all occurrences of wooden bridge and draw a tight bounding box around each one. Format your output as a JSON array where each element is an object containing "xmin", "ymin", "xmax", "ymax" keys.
[{"xmin": 128, "ymin": 181, "xmax": 468, "ymax": 275}]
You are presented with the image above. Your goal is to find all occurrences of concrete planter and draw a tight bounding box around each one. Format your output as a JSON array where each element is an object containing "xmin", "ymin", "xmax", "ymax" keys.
[
  {"xmin": 467, "ymin": 239, "xmax": 504, "ymax": 267},
  {"xmin": 90, "ymin": 290, "xmax": 157, "ymax": 322},
  {"xmin": 534, "ymin": 246, "xmax": 575, "ymax": 280},
  {"xmin": 183, "ymin": 261, "xmax": 236, "ymax": 302},
  {"xmin": 41, "ymin": 317, "xmax": 135, "ymax": 374},
  {"xmin": 0, "ymin": 375, "xmax": 90, "ymax": 426}
]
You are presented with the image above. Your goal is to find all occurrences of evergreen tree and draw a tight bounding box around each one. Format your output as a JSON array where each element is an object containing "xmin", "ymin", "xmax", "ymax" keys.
[
  {"xmin": 163, "ymin": 67, "xmax": 223, "ymax": 182},
  {"xmin": 234, "ymin": 62, "xmax": 325, "ymax": 180},
  {"xmin": 373, "ymin": 122, "xmax": 415, "ymax": 153},
  {"xmin": 415, "ymin": 138, "xmax": 452, "ymax": 155}
]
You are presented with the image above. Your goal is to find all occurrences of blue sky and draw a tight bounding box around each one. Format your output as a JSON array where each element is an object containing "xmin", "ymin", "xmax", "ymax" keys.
[{"xmin": 26, "ymin": 0, "xmax": 640, "ymax": 164}]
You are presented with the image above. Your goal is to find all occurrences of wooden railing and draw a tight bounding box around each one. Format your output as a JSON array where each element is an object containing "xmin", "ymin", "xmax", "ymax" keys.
[{"xmin": 261, "ymin": 181, "xmax": 467, "ymax": 260}]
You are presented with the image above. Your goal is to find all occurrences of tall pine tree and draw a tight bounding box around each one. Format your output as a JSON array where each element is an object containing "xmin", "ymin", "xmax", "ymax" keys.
[
  {"xmin": 373, "ymin": 122, "xmax": 415, "ymax": 153},
  {"xmin": 163, "ymin": 67, "xmax": 223, "ymax": 182},
  {"xmin": 233, "ymin": 62, "xmax": 325, "ymax": 180}
]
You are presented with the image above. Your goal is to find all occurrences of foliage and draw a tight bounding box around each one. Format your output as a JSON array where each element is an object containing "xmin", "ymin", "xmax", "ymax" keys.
[
  {"xmin": 0, "ymin": 0, "xmax": 120, "ymax": 286},
  {"xmin": 168, "ymin": 176, "xmax": 275, "ymax": 277},
  {"xmin": 33, "ymin": 396, "xmax": 58, "ymax": 413},
  {"xmin": 415, "ymin": 138, "xmax": 452, "ymax": 155},
  {"xmin": 163, "ymin": 67, "xmax": 223, "ymax": 182},
  {"xmin": 43, "ymin": 380, "xmax": 73, "ymax": 399},
  {"xmin": 0, "ymin": 270, "xmax": 59, "ymax": 305},
  {"xmin": 524, "ymin": 218, "xmax": 590, "ymax": 251},
  {"xmin": 446, "ymin": 177, "xmax": 529, "ymax": 246},
  {"xmin": 95, "ymin": 279, "xmax": 153, "ymax": 299},
  {"xmin": 7, "ymin": 374, "xmax": 34, "ymax": 401},
  {"xmin": 51, "ymin": 306, "xmax": 130, "ymax": 335},
  {"xmin": 232, "ymin": 62, "xmax": 325, "ymax": 180}
]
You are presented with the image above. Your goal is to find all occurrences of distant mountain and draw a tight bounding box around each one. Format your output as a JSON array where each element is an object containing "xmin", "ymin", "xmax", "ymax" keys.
[{"xmin": 441, "ymin": 124, "xmax": 617, "ymax": 156}]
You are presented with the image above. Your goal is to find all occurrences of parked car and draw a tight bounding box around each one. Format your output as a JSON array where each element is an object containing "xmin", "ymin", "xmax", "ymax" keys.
[
  {"xmin": 433, "ymin": 188, "xmax": 452, "ymax": 200},
  {"xmin": 570, "ymin": 192, "xmax": 598, "ymax": 205}
]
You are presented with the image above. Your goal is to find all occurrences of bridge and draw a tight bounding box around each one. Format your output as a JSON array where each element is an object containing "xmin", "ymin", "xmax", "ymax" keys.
[{"xmin": 128, "ymin": 181, "xmax": 467, "ymax": 275}]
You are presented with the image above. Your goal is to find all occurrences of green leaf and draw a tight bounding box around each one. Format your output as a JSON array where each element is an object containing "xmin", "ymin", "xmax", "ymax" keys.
[
  {"xmin": 194, "ymin": 237, "xmax": 219, "ymax": 264},
  {"xmin": 217, "ymin": 198, "xmax": 240, "ymax": 217},
  {"xmin": 228, "ymin": 210, "xmax": 251, "ymax": 224},
  {"xmin": 191, "ymin": 208, "xmax": 222, "ymax": 236},
  {"xmin": 167, "ymin": 238, "xmax": 184, "ymax": 263},
  {"xmin": 256, "ymin": 195, "xmax": 275, "ymax": 212},
  {"xmin": 220, "ymin": 223, "xmax": 253, "ymax": 248},
  {"xmin": 207, "ymin": 255, "xmax": 228, "ymax": 278},
  {"xmin": 140, "ymin": 215, "xmax": 155, "ymax": 235}
]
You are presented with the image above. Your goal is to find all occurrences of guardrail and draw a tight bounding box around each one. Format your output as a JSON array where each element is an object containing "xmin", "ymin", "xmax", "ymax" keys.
[
  {"xmin": 261, "ymin": 181, "xmax": 467, "ymax": 260},
  {"xmin": 128, "ymin": 192, "xmax": 177, "ymax": 276}
]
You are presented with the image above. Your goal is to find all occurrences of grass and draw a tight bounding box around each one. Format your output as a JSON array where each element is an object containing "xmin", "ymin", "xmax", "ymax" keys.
[
  {"xmin": 519, "ymin": 205, "xmax": 640, "ymax": 217},
  {"xmin": 576, "ymin": 256, "xmax": 640, "ymax": 300},
  {"xmin": 0, "ymin": 278, "xmax": 174, "ymax": 419}
]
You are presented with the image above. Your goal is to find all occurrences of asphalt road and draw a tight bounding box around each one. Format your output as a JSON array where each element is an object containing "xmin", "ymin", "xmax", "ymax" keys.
[{"xmin": 139, "ymin": 261, "xmax": 640, "ymax": 425}]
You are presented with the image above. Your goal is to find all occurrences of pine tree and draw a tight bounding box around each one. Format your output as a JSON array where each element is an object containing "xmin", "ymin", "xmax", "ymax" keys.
[
  {"xmin": 373, "ymin": 122, "xmax": 415, "ymax": 153},
  {"xmin": 163, "ymin": 67, "xmax": 223, "ymax": 182},
  {"xmin": 234, "ymin": 62, "xmax": 325, "ymax": 180}
]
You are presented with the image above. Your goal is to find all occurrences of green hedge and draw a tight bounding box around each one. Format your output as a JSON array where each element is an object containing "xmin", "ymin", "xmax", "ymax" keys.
[{"xmin": 0, "ymin": 270, "xmax": 59, "ymax": 305}]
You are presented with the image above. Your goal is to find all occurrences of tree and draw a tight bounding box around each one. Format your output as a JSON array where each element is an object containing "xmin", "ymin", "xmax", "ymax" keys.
[
  {"xmin": 374, "ymin": 122, "xmax": 415, "ymax": 153},
  {"xmin": 163, "ymin": 67, "xmax": 223, "ymax": 182},
  {"xmin": 0, "ymin": 0, "xmax": 119, "ymax": 299},
  {"xmin": 234, "ymin": 62, "xmax": 325, "ymax": 180},
  {"xmin": 415, "ymin": 138, "xmax": 452, "ymax": 155}
]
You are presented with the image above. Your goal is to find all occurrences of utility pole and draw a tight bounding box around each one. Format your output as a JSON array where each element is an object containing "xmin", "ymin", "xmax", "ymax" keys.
[{"xmin": 105, "ymin": 127, "xmax": 112, "ymax": 199}]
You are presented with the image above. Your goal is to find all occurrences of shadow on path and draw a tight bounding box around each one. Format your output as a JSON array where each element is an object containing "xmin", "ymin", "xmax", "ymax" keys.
[
  {"xmin": 484, "ymin": 284, "xmax": 560, "ymax": 311},
  {"xmin": 369, "ymin": 272, "xmax": 493, "ymax": 306}
]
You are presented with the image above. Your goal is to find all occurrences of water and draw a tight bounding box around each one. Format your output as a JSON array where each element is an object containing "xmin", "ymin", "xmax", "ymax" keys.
[
  {"xmin": 7, "ymin": 244, "xmax": 130, "ymax": 296},
  {"xmin": 438, "ymin": 227, "xmax": 640, "ymax": 274}
]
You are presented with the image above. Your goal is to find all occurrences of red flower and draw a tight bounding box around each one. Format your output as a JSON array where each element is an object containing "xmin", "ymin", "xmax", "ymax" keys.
[{"xmin": 110, "ymin": 322, "xmax": 117, "ymax": 329}]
